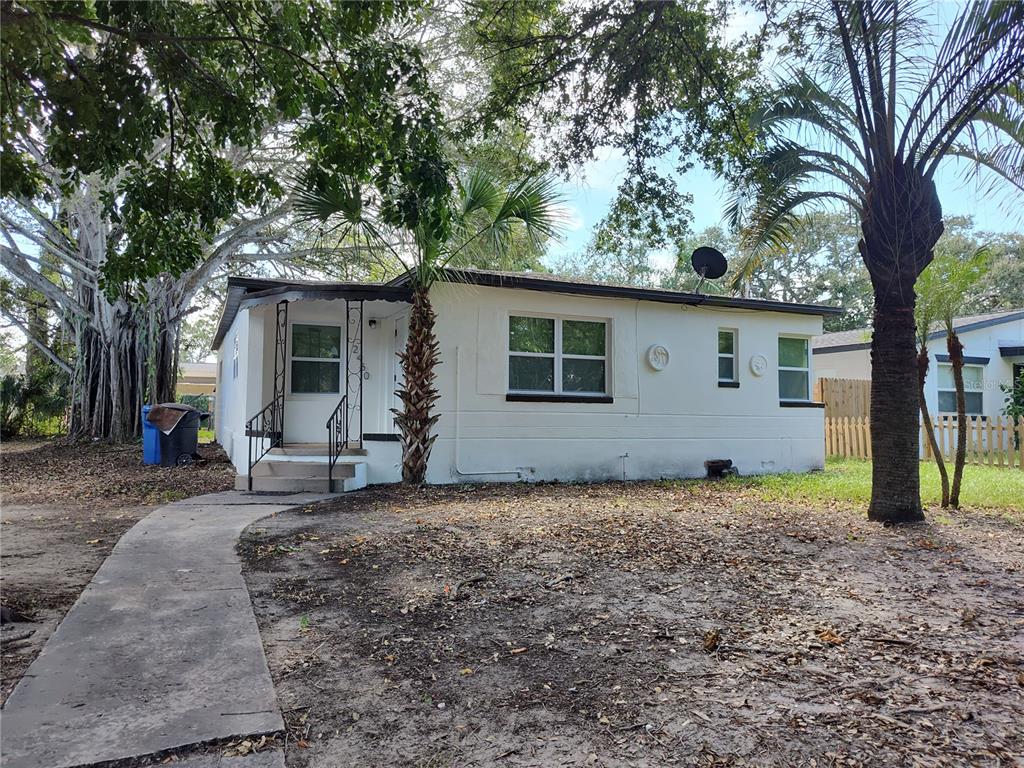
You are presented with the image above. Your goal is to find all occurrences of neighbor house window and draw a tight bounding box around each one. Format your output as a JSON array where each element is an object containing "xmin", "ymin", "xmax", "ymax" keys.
[
  {"xmin": 778, "ymin": 336, "xmax": 810, "ymax": 401},
  {"xmin": 938, "ymin": 363, "xmax": 983, "ymax": 415},
  {"xmin": 232, "ymin": 337, "xmax": 239, "ymax": 380},
  {"xmin": 291, "ymin": 324, "xmax": 341, "ymax": 394},
  {"xmin": 718, "ymin": 329, "xmax": 737, "ymax": 383},
  {"xmin": 508, "ymin": 315, "xmax": 607, "ymax": 395}
]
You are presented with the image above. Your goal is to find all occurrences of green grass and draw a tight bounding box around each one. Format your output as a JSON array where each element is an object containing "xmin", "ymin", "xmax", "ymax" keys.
[
  {"xmin": 730, "ymin": 458, "xmax": 1023, "ymax": 512},
  {"xmin": 198, "ymin": 428, "xmax": 215, "ymax": 444}
]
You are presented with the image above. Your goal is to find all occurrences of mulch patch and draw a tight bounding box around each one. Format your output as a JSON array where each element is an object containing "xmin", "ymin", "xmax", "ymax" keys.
[
  {"xmin": 240, "ymin": 482, "xmax": 1024, "ymax": 767},
  {"xmin": 1, "ymin": 439, "xmax": 235, "ymax": 507}
]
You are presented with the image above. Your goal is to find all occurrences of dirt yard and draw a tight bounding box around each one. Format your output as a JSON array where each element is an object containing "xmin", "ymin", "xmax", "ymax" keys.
[
  {"xmin": 0, "ymin": 439, "xmax": 235, "ymax": 704},
  {"xmin": 241, "ymin": 482, "xmax": 1024, "ymax": 767}
]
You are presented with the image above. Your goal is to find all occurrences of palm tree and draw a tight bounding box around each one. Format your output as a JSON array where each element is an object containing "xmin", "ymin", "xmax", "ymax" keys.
[
  {"xmin": 296, "ymin": 168, "xmax": 562, "ymax": 483},
  {"xmin": 728, "ymin": 0, "xmax": 1024, "ymax": 522},
  {"xmin": 916, "ymin": 247, "xmax": 989, "ymax": 507}
]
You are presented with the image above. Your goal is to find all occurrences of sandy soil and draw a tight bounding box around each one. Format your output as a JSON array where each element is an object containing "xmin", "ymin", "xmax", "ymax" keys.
[
  {"xmin": 0, "ymin": 439, "xmax": 235, "ymax": 704},
  {"xmin": 240, "ymin": 482, "xmax": 1024, "ymax": 768}
]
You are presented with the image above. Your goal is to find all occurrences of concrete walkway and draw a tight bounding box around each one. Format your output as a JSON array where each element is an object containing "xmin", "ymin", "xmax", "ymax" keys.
[{"xmin": 1, "ymin": 491, "xmax": 334, "ymax": 768}]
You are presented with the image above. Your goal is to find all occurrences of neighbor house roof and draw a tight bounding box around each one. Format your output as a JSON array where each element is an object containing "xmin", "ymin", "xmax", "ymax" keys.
[
  {"xmin": 211, "ymin": 269, "xmax": 843, "ymax": 351},
  {"xmin": 813, "ymin": 308, "xmax": 1024, "ymax": 354}
]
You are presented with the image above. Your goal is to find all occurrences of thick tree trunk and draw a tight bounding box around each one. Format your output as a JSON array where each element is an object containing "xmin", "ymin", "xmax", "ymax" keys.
[
  {"xmin": 868, "ymin": 303, "xmax": 924, "ymax": 521},
  {"xmin": 860, "ymin": 160, "xmax": 944, "ymax": 523},
  {"xmin": 917, "ymin": 342, "xmax": 949, "ymax": 507},
  {"xmin": 68, "ymin": 289, "xmax": 179, "ymax": 442},
  {"xmin": 393, "ymin": 286, "xmax": 440, "ymax": 484},
  {"xmin": 947, "ymin": 331, "xmax": 966, "ymax": 508}
]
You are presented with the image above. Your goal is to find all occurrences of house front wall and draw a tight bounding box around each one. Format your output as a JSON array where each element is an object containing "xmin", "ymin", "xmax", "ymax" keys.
[
  {"xmin": 418, "ymin": 283, "xmax": 825, "ymax": 484},
  {"xmin": 813, "ymin": 317, "xmax": 1024, "ymax": 419}
]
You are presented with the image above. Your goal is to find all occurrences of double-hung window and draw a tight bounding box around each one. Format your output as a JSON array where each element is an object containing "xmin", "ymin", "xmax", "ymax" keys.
[
  {"xmin": 291, "ymin": 324, "xmax": 341, "ymax": 394},
  {"xmin": 937, "ymin": 363, "xmax": 983, "ymax": 415},
  {"xmin": 508, "ymin": 315, "xmax": 607, "ymax": 395},
  {"xmin": 778, "ymin": 336, "xmax": 810, "ymax": 402},
  {"xmin": 718, "ymin": 329, "xmax": 737, "ymax": 384}
]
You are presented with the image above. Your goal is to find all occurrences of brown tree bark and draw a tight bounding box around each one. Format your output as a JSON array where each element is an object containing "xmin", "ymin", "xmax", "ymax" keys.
[
  {"xmin": 393, "ymin": 286, "xmax": 441, "ymax": 484},
  {"xmin": 947, "ymin": 331, "xmax": 967, "ymax": 508},
  {"xmin": 861, "ymin": 160, "xmax": 944, "ymax": 523},
  {"xmin": 918, "ymin": 342, "xmax": 949, "ymax": 507}
]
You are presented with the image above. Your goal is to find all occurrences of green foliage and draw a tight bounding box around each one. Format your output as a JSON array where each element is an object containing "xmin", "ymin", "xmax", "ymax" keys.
[
  {"xmin": 728, "ymin": 459, "xmax": 1024, "ymax": 513},
  {"xmin": 2, "ymin": 1, "xmax": 450, "ymax": 294},
  {"xmin": 467, "ymin": 0, "xmax": 762, "ymax": 257},
  {"xmin": 0, "ymin": 368, "xmax": 67, "ymax": 439},
  {"xmin": 728, "ymin": 1, "xmax": 1024, "ymax": 286},
  {"xmin": 1002, "ymin": 370, "xmax": 1024, "ymax": 421},
  {"xmin": 916, "ymin": 244, "xmax": 991, "ymax": 337}
]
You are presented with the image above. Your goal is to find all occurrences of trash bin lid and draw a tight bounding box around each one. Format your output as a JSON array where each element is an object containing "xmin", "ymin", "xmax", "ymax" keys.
[{"xmin": 146, "ymin": 403, "xmax": 200, "ymax": 434}]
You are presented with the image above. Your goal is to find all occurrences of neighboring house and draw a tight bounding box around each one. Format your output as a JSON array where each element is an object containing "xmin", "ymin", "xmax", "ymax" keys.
[
  {"xmin": 212, "ymin": 269, "xmax": 841, "ymax": 492},
  {"xmin": 176, "ymin": 361, "xmax": 217, "ymax": 397},
  {"xmin": 813, "ymin": 309, "xmax": 1024, "ymax": 419}
]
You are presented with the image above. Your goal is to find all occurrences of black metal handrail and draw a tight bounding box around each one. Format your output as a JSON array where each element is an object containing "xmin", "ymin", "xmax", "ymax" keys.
[
  {"xmin": 246, "ymin": 392, "xmax": 284, "ymax": 491},
  {"xmin": 326, "ymin": 394, "xmax": 348, "ymax": 492}
]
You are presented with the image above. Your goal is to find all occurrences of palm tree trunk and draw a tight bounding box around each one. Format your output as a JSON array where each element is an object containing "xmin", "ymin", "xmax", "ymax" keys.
[
  {"xmin": 947, "ymin": 331, "xmax": 967, "ymax": 507},
  {"xmin": 868, "ymin": 301, "xmax": 924, "ymax": 522},
  {"xmin": 393, "ymin": 286, "xmax": 441, "ymax": 484},
  {"xmin": 917, "ymin": 342, "xmax": 949, "ymax": 507}
]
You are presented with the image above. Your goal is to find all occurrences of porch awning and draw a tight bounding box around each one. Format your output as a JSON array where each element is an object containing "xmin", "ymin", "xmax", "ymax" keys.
[{"xmin": 212, "ymin": 277, "xmax": 411, "ymax": 351}]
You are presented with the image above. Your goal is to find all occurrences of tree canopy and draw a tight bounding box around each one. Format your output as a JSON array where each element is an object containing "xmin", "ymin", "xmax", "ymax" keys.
[{"xmin": 1, "ymin": 0, "xmax": 451, "ymax": 293}]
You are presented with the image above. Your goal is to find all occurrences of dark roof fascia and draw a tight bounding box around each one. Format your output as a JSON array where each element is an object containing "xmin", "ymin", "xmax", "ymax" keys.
[
  {"xmin": 815, "ymin": 309, "xmax": 1024, "ymax": 354},
  {"xmin": 211, "ymin": 277, "xmax": 412, "ymax": 351},
  {"xmin": 1000, "ymin": 345, "xmax": 1024, "ymax": 357},
  {"xmin": 812, "ymin": 342, "xmax": 871, "ymax": 355},
  {"xmin": 935, "ymin": 354, "xmax": 990, "ymax": 365},
  {"xmin": 398, "ymin": 269, "xmax": 843, "ymax": 317}
]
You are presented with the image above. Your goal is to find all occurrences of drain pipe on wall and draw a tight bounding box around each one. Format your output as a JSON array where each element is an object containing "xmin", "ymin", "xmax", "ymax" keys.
[{"xmin": 453, "ymin": 345, "xmax": 525, "ymax": 480}]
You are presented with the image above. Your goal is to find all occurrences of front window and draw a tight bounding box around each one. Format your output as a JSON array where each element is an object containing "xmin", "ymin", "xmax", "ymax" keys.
[
  {"xmin": 509, "ymin": 315, "xmax": 607, "ymax": 395},
  {"xmin": 778, "ymin": 336, "xmax": 810, "ymax": 401},
  {"xmin": 938, "ymin": 363, "xmax": 983, "ymax": 415},
  {"xmin": 291, "ymin": 324, "xmax": 341, "ymax": 394},
  {"xmin": 718, "ymin": 329, "xmax": 737, "ymax": 383}
]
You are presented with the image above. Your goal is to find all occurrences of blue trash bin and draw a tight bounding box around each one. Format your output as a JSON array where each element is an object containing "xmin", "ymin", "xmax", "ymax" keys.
[{"xmin": 142, "ymin": 405, "xmax": 161, "ymax": 465}]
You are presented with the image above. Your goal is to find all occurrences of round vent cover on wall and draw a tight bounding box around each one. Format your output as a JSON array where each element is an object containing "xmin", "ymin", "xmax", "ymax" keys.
[
  {"xmin": 647, "ymin": 344, "xmax": 670, "ymax": 371},
  {"xmin": 749, "ymin": 354, "xmax": 768, "ymax": 376}
]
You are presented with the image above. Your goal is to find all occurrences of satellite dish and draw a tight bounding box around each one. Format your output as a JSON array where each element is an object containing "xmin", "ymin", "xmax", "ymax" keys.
[{"xmin": 690, "ymin": 246, "xmax": 728, "ymax": 280}]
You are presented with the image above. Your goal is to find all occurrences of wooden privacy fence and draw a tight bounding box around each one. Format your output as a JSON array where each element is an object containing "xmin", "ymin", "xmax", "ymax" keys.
[
  {"xmin": 814, "ymin": 377, "xmax": 870, "ymax": 418},
  {"xmin": 825, "ymin": 415, "xmax": 1024, "ymax": 469}
]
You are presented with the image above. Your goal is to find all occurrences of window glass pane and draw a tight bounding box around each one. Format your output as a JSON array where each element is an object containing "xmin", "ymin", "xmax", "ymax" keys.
[
  {"xmin": 509, "ymin": 316, "xmax": 554, "ymax": 353},
  {"xmin": 938, "ymin": 391, "xmax": 956, "ymax": 413},
  {"xmin": 292, "ymin": 360, "xmax": 340, "ymax": 393},
  {"xmin": 965, "ymin": 392, "xmax": 983, "ymax": 414},
  {"xmin": 509, "ymin": 355, "xmax": 554, "ymax": 391},
  {"xmin": 718, "ymin": 330, "xmax": 734, "ymax": 355},
  {"xmin": 937, "ymin": 364, "xmax": 954, "ymax": 389},
  {"xmin": 718, "ymin": 356, "xmax": 735, "ymax": 381},
  {"xmin": 293, "ymin": 324, "xmax": 340, "ymax": 359},
  {"xmin": 562, "ymin": 320, "xmax": 606, "ymax": 356},
  {"xmin": 563, "ymin": 358, "xmax": 606, "ymax": 393},
  {"xmin": 779, "ymin": 369, "xmax": 809, "ymax": 400},
  {"xmin": 779, "ymin": 337, "xmax": 808, "ymax": 368},
  {"xmin": 962, "ymin": 365, "xmax": 983, "ymax": 390}
]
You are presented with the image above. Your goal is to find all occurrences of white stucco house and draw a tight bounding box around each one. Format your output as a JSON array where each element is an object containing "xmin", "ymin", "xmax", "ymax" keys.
[
  {"xmin": 212, "ymin": 269, "xmax": 841, "ymax": 492},
  {"xmin": 813, "ymin": 309, "xmax": 1024, "ymax": 418}
]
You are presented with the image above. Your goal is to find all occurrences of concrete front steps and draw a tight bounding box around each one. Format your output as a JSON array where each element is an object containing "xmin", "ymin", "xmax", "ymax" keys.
[{"xmin": 236, "ymin": 444, "xmax": 367, "ymax": 493}]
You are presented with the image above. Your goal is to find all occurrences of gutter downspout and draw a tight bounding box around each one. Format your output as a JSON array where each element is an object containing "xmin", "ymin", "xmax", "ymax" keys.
[{"xmin": 453, "ymin": 345, "xmax": 523, "ymax": 479}]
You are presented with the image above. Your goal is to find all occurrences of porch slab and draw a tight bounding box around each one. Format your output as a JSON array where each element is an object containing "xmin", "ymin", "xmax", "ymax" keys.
[{"xmin": 0, "ymin": 491, "xmax": 334, "ymax": 768}]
